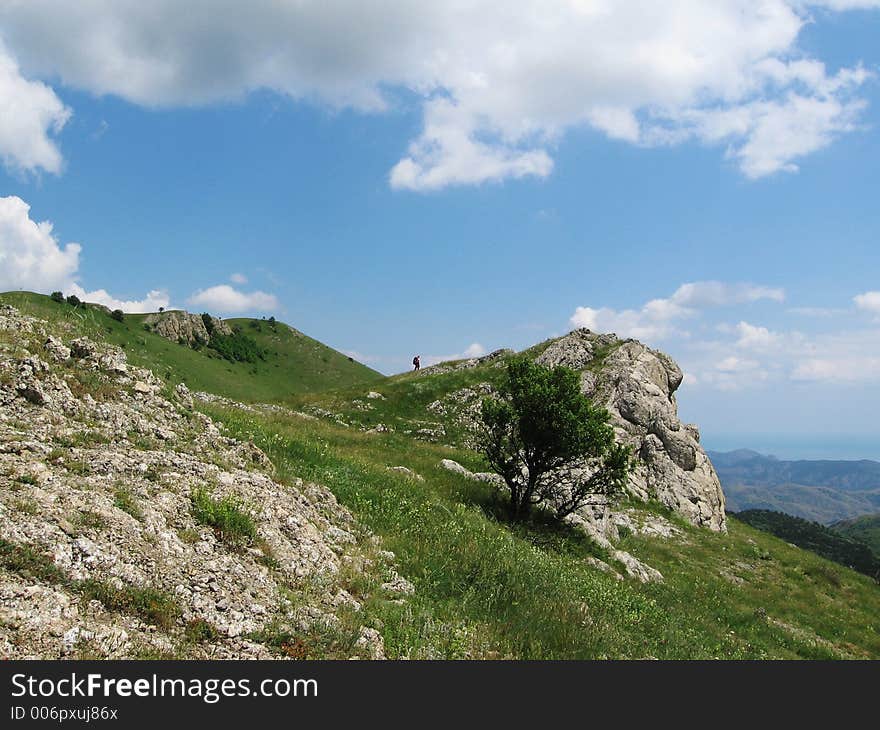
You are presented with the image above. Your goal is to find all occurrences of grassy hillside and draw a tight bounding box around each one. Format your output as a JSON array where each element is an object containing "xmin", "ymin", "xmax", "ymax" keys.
[
  {"xmin": 734, "ymin": 510, "xmax": 880, "ymax": 581},
  {"xmin": 833, "ymin": 513, "xmax": 880, "ymax": 555},
  {"xmin": 200, "ymin": 399, "xmax": 880, "ymax": 659},
  {"xmin": 5, "ymin": 293, "xmax": 878, "ymax": 658},
  {"xmin": 0, "ymin": 291, "xmax": 383, "ymax": 400},
  {"xmin": 194, "ymin": 355, "xmax": 879, "ymax": 659}
]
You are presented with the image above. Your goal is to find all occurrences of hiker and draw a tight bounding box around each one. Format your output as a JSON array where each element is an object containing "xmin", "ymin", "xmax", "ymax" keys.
[{"xmin": 412, "ymin": 354, "xmax": 420, "ymax": 371}]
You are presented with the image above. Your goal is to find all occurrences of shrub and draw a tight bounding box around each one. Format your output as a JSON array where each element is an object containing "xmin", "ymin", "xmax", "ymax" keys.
[
  {"xmin": 50, "ymin": 291, "xmax": 65, "ymax": 304},
  {"xmin": 208, "ymin": 331, "xmax": 265, "ymax": 363},
  {"xmin": 66, "ymin": 294, "xmax": 82, "ymax": 308},
  {"xmin": 201, "ymin": 312, "xmax": 215, "ymax": 335},
  {"xmin": 478, "ymin": 356, "xmax": 631, "ymax": 521},
  {"xmin": 190, "ymin": 489, "xmax": 257, "ymax": 546},
  {"xmin": 111, "ymin": 309, "xmax": 125, "ymax": 322}
]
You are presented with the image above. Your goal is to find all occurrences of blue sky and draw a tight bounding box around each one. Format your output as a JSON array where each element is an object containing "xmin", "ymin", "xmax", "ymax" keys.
[{"xmin": 1, "ymin": 1, "xmax": 879, "ymax": 458}]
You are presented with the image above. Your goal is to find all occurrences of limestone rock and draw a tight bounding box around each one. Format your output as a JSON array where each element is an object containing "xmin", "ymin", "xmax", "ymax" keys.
[
  {"xmin": 143, "ymin": 310, "xmax": 232, "ymax": 347},
  {"xmin": 538, "ymin": 329, "xmax": 726, "ymax": 532}
]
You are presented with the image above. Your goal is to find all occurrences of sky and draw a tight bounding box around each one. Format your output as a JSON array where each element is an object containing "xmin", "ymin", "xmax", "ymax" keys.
[{"xmin": 0, "ymin": 1, "xmax": 879, "ymax": 459}]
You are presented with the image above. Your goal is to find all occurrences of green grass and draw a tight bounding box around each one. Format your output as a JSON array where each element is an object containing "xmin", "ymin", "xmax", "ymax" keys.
[
  {"xmin": 0, "ymin": 291, "xmax": 383, "ymax": 401},
  {"xmin": 201, "ymin": 402, "xmax": 880, "ymax": 659},
  {"xmin": 190, "ymin": 488, "xmax": 258, "ymax": 546}
]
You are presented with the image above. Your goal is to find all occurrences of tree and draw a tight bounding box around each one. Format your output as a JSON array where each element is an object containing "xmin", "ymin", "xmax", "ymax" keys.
[
  {"xmin": 478, "ymin": 356, "xmax": 631, "ymax": 521},
  {"xmin": 158, "ymin": 306, "xmax": 165, "ymax": 313},
  {"xmin": 66, "ymin": 294, "xmax": 82, "ymax": 308},
  {"xmin": 111, "ymin": 309, "xmax": 125, "ymax": 322},
  {"xmin": 201, "ymin": 312, "xmax": 215, "ymax": 335},
  {"xmin": 50, "ymin": 291, "xmax": 65, "ymax": 303}
]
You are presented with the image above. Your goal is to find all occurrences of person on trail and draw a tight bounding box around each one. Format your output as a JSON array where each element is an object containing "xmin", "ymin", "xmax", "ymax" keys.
[{"xmin": 412, "ymin": 355, "xmax": 421, "ymax": 371}]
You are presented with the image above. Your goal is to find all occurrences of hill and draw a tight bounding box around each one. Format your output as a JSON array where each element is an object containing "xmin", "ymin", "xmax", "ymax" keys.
[
  {"xmin": 2, "ymin": 302, "xmax": 878, "ymax": 659},
  {"xmin": 0, "ymin": 292, "xmax": 383, "ymax": 401},
  {"xmin": 733, "ymin": 510, "xmax": 880, "ymax": 581},
  {"xmin": 709, "ymin": 449, "xmax": 880, "ymax": 524},
  {"xmin": 832, "ymin": 513, "xmax": 880, "ymax": 555}
]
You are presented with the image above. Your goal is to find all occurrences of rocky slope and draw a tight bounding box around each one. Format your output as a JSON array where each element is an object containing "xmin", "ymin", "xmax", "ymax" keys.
[
  {"xmin": 536, "ymin": 330, "xmax": 726, "ymax": 532},
  {"xmin": 0, "ymin": 305, "xmax": 408, "ymax": 659},
  {"xmin": 420, "ymin": 330, "xmax": 726, "ymax": 538},
  {"xmin": 143, "ymin": 310, "xmax": 232, "ymax": 347}
]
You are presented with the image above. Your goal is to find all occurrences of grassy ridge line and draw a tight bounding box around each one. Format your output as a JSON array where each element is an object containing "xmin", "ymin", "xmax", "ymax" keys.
[
  {"xmin": 0, "ymin": 291, "xmax": 383, "ymax": 400},
  {"xmin": 200, "ymin": 401, "xmax": 880, "ymax": 659}
]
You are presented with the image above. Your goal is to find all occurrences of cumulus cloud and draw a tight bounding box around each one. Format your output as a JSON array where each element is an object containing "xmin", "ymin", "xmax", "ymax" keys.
[
  {"xmin": 0, "ymin": 1, "xmax": 876, "ymax": 187},
  {"xmin": 229, "ymin": 272, "xmax": 248, "ymax": 285},
  {"xmin": 68, "ymin": 285, "xmax": 170, "ymax": 314},
  {"xmin": 0, "ymin": 195, "xmax": 80, "ymax": 291},
  {"xmin": 0, "ymin": 195, "xmax": 169, "ymax": 312},
  {"xmin": 187, "ymin": 285, "xmax": 278, "ymax": 314},
  {"xmin": 0, "ymin": 43, "xmax": 70, "ymax": 174},
  {"xmin": 854, "ymin": 291, "xmax": 880, "ymax": 315},
  {"xmin": 570, "ymin": 281, "xmax": 784, "ymax": 341},
  {"xmin": 422, "ymin": 342, "xmax": 487, "ymax": 367}
]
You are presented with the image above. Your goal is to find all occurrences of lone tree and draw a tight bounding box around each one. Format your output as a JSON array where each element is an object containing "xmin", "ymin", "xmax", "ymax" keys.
[
  {"xmin": 50, "ymin": 291, "xmax": 65, "ymax": 304},
  {"xmin": 478, "ymin": 356, "xmax": 631, "ymax": 521},
  {"xmin": 111, "ymin": 309, "xmax": 125, "ymax": 322}
]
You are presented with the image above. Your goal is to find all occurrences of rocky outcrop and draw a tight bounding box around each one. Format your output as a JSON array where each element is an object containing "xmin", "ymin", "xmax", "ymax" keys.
[
  {"xmin": 143, "ymin": 310, "xmax": 232, "ymax": 347},
  {"xmin": 536, "ymin": 329, "xmax": 726, "ymax": 532},
  {"xmin": 0, "ymin": 305, "xmax": 405, "ymax": 659}
]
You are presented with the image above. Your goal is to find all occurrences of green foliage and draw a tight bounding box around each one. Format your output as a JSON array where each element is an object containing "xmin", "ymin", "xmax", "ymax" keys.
[
  {"xmin": 113, "ymin": 487, "xmax": 143, "ymax": 521},
  {"xmin": 79, "ymin": 579, "xmax": 181, "ymax": 629},
  {"xmin": 478, "ymin": 356, "xmax": 630, "ymax": 520},
  {"xmin": 208, "ymin": 330, "xmax": 265, "ymax": 363},
  {"xmin": 735, "ymin": 509, "xmax": 880, "ymax": 581},
  {"xmin": 50, "ymin": 291, "xmax": 65, "ymax": 304},
  {"xmin": 0, "ymin": 538, "xmax": 68, "ymax": 584},
  {"xmin": 111, "ymin": 309, "xmax": 125, "ymax": 322},
  {"xmin": 832, "ymin": 513, "xmax": 880, "ymax": 555},
  {"xmin": 190, "ymin": 488, "xmax": 257, "ymax": 546},
  {"xmin": 201, "ymin": 312, "xmax": 215, "ymax": 335},
  {"xmin": 65, "ymin": 294, "xmax": 82, "ymax": 308},
  {"xmin": 185, "ymin": 618, "xmax": 220, "ymax": 643}
]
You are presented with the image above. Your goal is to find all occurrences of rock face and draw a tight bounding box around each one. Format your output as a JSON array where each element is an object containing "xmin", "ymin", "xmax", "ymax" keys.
[
  {"xmin": 143, "ymin": 310, "xmax": 232, "ymax": 347},
  {"xmin": 0, "ymin": 305, "xmax": 403, "ymax": 659},
  {"xmin": 536, "ymin": 329, "xmax": 726, "ymax": 532}
]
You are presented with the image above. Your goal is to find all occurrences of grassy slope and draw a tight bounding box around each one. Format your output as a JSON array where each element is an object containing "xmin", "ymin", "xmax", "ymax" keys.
[
  {"xmin": 5, "ymin": 291, "xmax": 878, "ymax": 658},
  {"xmin": 833, "ymin": 513, "xmax": 880, "ymax": 555},
  {"xmin": 203, "ymin": 401, "xmax": 880, "ymax": 659},
  {"xmin": 207, "ymin": 358, "xmax": 878, "ymax": 659},
  {"xmin": 0, "ymin": 292, "xmax": 383, "ymax": 400}
]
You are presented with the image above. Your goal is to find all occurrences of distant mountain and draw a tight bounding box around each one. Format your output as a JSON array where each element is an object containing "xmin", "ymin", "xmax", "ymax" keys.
[
  {"xmin": 708, "ymin": 450, "xmax": 880, "ymax": 524},
  {"xmin": 734, "ymin": 510, "xmax": 880, "ymax": 581},
  {"xmin": 832, "ymin": 513, "xmax": 880, "ymax": 556}
]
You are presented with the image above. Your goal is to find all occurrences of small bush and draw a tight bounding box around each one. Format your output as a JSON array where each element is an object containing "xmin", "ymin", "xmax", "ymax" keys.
[
  {"xmin": 114, "ymin": 487, "xmax": 143, "ymax": 521},
  {"xmin": 111, "ymin": 309, "xmax": 125, "ymax": 322},
  {"xmin": 50, "ymin": 291, "xmax": 65, "ymax": 304},
  {"xmin": 0, "ymin": 538, "xmax": 67, "ymax": 584},
  {"xmin": 208, "ymin": 331, "xmax": 265, "ymax": 363},
  {"xmin": 79, "ymin": 580, "xmax": 180, "ymax": 629},
  {"xmin": 190, "ymin": 489, "xmax": 257, "ymax": 546},
  {"xmin": 66, "ymin": 294, "xmax": 82, "ymax": 308},
  {"xmin": 185, "ymin": 618, "xmax": 220, "ymax": 643}
]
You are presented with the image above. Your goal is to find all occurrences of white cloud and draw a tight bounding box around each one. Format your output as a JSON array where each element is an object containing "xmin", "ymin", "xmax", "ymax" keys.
[
  {"xmin": 187, "ymin": 285, "xmax": 278, "ymax": 314},
  {"xmin": 570, "ymin": 281, "xmax": 784, "ymax": 342},
  {"xmin": 0, "ymin": 195, "xmax": 169, "ymax": 312},
  {"xmin": 735, "ymin": 321, "xmax": 780, "ymax": 350},
  {"xmin": 0, "ymin": 195, "xmax": 80, "ymax": 292},
  {"xmin": 0, "ymin": 43, "xmax": 70, "ymax": 174},
  {"xmin": 68, "ymin": 285, "xmax": 170, "ymax": 314},
  {"xmin": 854, "ymin": 291, "xmax": 880, "ymax": 315},
  {"xmin": 792, "ymin": 357, "xmax": 880, "ymax": 382},
  {"xmin": 422, "ymin": 342, "xmax": 487, "ymax": 367},
  {"xmin": 229, "ymin": 272, "xmax": 248, "ymax": 285},
  {"xmin": 0, "ymin": 2, "xmax": 876, "ymax": 187}
]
